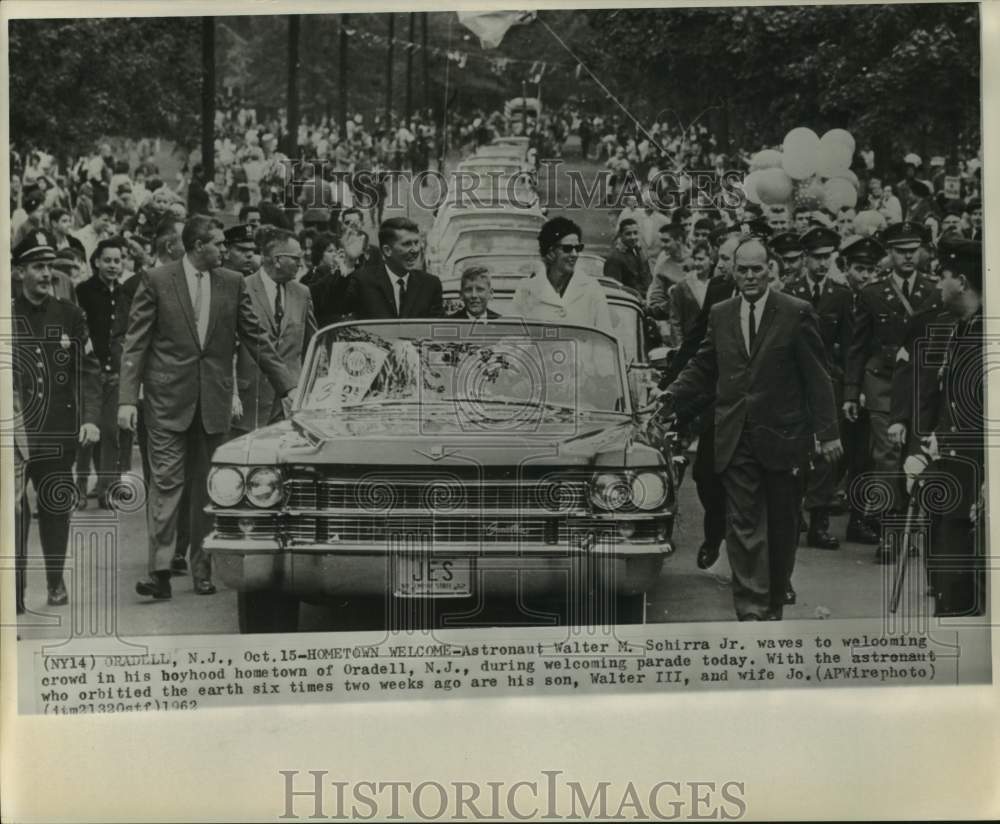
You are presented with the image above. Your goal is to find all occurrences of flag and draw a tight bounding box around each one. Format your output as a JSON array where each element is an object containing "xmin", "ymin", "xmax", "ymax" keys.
[{"xmin": 457, "ymin": 10, "xmax": 537, "ymax": 49}]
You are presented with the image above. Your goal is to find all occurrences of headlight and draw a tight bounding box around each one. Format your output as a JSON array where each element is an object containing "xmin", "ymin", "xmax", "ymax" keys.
[
  {"xmin": 590, "ymin": 473, "xmax": 632, "ymax": 511},
  {"xmin": 246, "ymin": 467, "xmax": 283, "ymax": 508},
  {"xmin": 630, "ymin": 471, "xmax": 669, "ymax": 510},
  {"xmin": 208, "ymin": 466, "xmax": 244, "ymax": 507}
]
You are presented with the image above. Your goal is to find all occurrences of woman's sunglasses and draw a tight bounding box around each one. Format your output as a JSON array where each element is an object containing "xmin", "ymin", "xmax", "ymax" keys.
[{"xmin": 556, "ymin": 243, "xmax": 585, "ymax": 254}]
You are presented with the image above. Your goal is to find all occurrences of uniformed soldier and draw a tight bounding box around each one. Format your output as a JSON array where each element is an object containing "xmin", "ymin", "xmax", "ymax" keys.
[
  {"xmin": 11, "ymin": 233, "xmax": 102, "ymax": 606},
  {"xmin": 771, "ymin": 231, "xmax": 805, "ymax": 288},
  {"xmin": 837, "ymin": 236, "xmax": 883, "ymax": 545},
  {"xmin": 844, "ymin": 221, "xmax": 938, "ymax": 561},
  {"xmin": 914, "ymin": 236, "xmax": 984, "ymax": 615},
  {"xmin": 786, "ymin": 226, "xmax": 853, "ymax": 549},
  {"xmin": 224, "ymin": 223, "xmax": 258, "ymax": 276}
]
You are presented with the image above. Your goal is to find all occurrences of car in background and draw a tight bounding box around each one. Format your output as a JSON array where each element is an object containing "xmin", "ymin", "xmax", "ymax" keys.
[{"xmin": 204, "ymin": 320, "xmax": 683, "ymax": 633}]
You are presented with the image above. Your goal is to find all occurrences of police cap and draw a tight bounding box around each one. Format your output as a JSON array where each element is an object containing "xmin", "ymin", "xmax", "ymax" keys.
[
  {"xmin": 12, "ymin": 230, "xmax": 56, "ymax": 265},
  {"xmin": 800, "ymin": 226, "xmax": 840, "ymax": 255},
  {"xmin": 840, "ymin": 235, "xmax": 885, "ymax": 265},
  {"xmin": 224, "ymin": 223, "xmax": 257, "ymax": 249}
]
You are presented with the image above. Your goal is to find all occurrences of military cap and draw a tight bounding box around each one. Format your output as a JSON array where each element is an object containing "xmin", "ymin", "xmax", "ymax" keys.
[
  {"xmin": 770, "ymin": 231, "xmax": 803, "ymax": 258},
  {"xmin": 12, "ymin": 230, "xmax": 56, "ymax": 265},
  {"xmin": 880, "ymin": 220, "xmax": 925, "ymax": 248},
  {"xmin": 23, "ymin": 189, "xmax": 46, "ymax": 213},
  {"xmin": 224, "ymin": 223, "xmax": 257, "ymax": 249},
  {"xmin": 800, "ymin": 226, "xmax": 840, "ymax": 255},
  {"xmin": 840, "ymin": 235, "xmax": 885, "ymax": 265},
  {"xmin": 909, "ymin": 178, "xmax": 931, "ymax": 198},
  {"xmin": 739, "ymin": 217, "xmax": 771, "ymax": 238},
  {"xmin": 937, "ymin": 235, "xmax": 982, "ymax": 287}
]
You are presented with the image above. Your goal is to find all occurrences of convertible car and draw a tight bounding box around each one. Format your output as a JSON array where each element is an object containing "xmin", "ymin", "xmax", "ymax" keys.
[{"xmin": 204, "ymin": 321, "xmax": 683, "ymax": 633}]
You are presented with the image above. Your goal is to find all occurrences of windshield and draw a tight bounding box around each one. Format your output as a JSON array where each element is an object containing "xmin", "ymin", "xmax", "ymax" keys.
[{"xmin": 300, "ymin": 322, "xmax": 627, "ymax": 415}]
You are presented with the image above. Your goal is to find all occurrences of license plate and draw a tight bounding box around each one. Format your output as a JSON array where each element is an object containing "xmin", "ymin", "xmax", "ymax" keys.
[{"xmin": 394, "ymin": 554, "xmax": 472, "ymax": 598}]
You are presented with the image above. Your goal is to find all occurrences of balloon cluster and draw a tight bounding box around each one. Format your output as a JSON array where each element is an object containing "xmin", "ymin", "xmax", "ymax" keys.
[{"xmin": 743, "ymin": 128, "xmax": 859, "ymax": 214}]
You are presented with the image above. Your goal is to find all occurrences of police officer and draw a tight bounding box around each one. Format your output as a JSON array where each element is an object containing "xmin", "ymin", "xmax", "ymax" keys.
[
  {"xmin": 915, "ymin": 237, "xmax": 984, "ymax": 615},
  {"xmin": 11, "ymin": 233, "xmax": 101, "ymax": 606},
  {"xmin": 224, "ymin": 223, "xmax": 258, "ymax": 276},
  {"xmin": 844, "ymin": 221, "xmax": 938, "ymax": 561},
  {"xmin": 837, "ymin": 235, "xmax": 884, "ymax": 544},
  {"xmin": 786, "ymin": 226, "xmax": 853, "ymax": 549}
]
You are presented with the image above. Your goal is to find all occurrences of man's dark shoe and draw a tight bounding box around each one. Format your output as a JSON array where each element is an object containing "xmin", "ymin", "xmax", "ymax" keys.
[
  {"xmin": 783, "ymin": 584, "xmax": 797, "ymax": 605},
  {"xmin": 808, "ymin": 511, "xmax": 840, "ymax": 550},
  {"xmin": 194, "ymin": 579, "xmax": 217, "ymax": 596},
  {"xmin": 846, "ymin": 516, "xmax": 880, "ymax": 545},
  {"xmin": 696, "ymin": 541, "xmax": 719, "ymax": 570},
  {"xmin": 136, "ymin": 573, "xmax": 172, "ymax": 600},
  {"xmin": 170, "ymin": 555, "xmax": 189, "ymax": 575},
  {"xmin": 47, "ymin": 581, "xmax": 68, "ymax": 606}
]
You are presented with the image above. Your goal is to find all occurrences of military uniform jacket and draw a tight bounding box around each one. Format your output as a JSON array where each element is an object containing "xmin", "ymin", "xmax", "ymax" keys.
[
  {"xmin": 889, "ymin": 300, "xmax": 951, "ymax": 436},
  {"xmin": 786, "ymin": 275, "xmax": 852, "ymax": 402},
  {"xmin": 845, "ymin": 273, "xmax": 937, "ymax": 412},
  {"xmin": 11, "ymin": 293, "xmax": 101, "ymax": 441},
  {"xmin": 920, "ymin": 310, "xmax": 983, "ymax": 514}
]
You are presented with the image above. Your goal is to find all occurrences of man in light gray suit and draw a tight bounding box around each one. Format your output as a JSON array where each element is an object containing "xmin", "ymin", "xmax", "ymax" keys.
[
  {"xmin": 232, "ymin": 229, "xmax": 317, "ymax": 435},
  {"xmin": 118, "ymin": 215, "xmax": 297, "ymax": 600}
]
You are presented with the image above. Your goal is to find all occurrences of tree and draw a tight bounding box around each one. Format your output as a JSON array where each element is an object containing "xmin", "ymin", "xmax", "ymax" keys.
[
  {"xmin": 9, "ymin": 18, "xmax": 203, "ymax": 161},
  {"xmin": 582, "ymin": 5, "xmax": 980, "ymax": 167}
]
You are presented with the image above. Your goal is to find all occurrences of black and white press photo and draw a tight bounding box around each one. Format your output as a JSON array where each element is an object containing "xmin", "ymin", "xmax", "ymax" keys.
[{"xmin": 2, "ymin": 0, "xmax": 992, "ymax": 712}]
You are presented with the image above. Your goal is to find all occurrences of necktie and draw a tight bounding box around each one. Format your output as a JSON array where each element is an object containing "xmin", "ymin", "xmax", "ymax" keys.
[
  {"xmin": 396, "ymin": 277, "xmax": 407, "ymax": 317},
  {"xmin": 748, "ymin": 300, "xmax": 758, "ymax": 351},
  {"xmin": 901, "ymin": 279, "xmax": 911, "ymax": 301},
  {"xmin": 274, "ymin": 284, "xmax": 284, "ymax": 331},
  {"xmin": 812, "ymin": 282, "xmax": 822, "ymax": 306},
  {"xmin": 193, "ymin": 271, "xmax": 207, "ymax": 345}
]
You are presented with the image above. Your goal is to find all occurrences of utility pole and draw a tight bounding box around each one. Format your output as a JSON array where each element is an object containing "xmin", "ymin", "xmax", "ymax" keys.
[
  {"xmin": 286, "ymin": 15, "xmax": 301, "ymax": 158},
  {"xmin": 421, "ymin": 12, "xmax": 429, "ymax": 115},
  {"xmin": 385, "ymin": 14, "xmax": 395, "ymax": 127},
  {"xmin": 338, "ymin": 15, "xmax": 349, "ymax": 136},
  {"xmin": 201, "ymin": 17, "xmax": 215, "ymax": 183},
  {"xmin": 405, "ymin": 12, "xmax": 415, "ymax": 123}
]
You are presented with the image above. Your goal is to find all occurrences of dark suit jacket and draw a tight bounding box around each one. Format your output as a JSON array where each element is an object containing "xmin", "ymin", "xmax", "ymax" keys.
[
  {"xmin": 233, "ymin": 272, "xmax": 317, "ymax": 432},
  {"xmin": 119, "ymin": 259, "xmax": 296, "ymax": 435},
  {"xmin": 661, "ymin": 274, "xmax": 735, "ymax": 386},
  {"xmin": 668, "ymin": 290, "xmax": 839, "ymax": 473},
  {"xmin": 344, "ymin": 263, "xmax": 443, "ymax": 320},
  {"xmin": 603, "ymin": 246, "xmax": 652, "ymax": 295},
  {"xmin": 785, "ymin": 276, "xmax": 852, "ymax": 405},
  {"xmin": 445, "ymin": 308, "xmax": 501, "ymax": 319}
]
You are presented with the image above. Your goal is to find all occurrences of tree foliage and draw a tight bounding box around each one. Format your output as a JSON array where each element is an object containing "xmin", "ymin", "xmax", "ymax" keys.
[
  {"xmin": 582, "ymin": 4, "xmax": 980, "ymax": 161},
  {"xmin": 9, "ymin": 17, "xmax": 202, "ymax": 159}
]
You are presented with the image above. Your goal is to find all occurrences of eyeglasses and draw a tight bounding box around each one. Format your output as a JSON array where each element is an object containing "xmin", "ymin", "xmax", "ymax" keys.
[
  {"xmin": 274, "ymin": 253, "xmax": 304, "ymax": 263},
  {"xmin": 556, "ymin": 243, "xmax": 585, "ymax": 254}
]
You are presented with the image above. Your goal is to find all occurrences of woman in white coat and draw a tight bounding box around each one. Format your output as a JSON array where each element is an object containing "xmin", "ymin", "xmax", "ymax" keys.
[{"xmin": 511, "ymin": 216, "xmax": 615, "ymax": 338}]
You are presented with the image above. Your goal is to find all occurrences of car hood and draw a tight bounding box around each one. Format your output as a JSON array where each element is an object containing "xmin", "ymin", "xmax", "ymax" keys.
[{"xmin": 213, "ymin": 404, "xmax": 662, "ymax": 468}]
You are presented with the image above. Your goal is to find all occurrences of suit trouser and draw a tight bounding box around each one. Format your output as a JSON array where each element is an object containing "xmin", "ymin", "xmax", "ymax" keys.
[
  {"xmin": 867, "ymin": 410, "xmax": 902, "ymax": 516},
  {"xmin": 692, "ymin": 425, "xmax": 727, "ymax": 552},
  {"xmin": 721, "ymin": 434, "xmax": 802, "ymax": 619},
  {"xmin": 138, "ymin": 405, "xmax": 189, "ymax": 558},
  {"xmin": 76, "ymin": 373, "xmax": 132, "ymax": 498},
  {"xmin": 842, "ymin": 411, "xmax": 871, "ymax": 517},
  {"xmin": 802, "ymin": 452, "xmax": 837, "ymax": 512},
  {"xmin": 145, "ymin": 410, "xmax": 225, "ymax": 580},
  {"xmin": 928, "ymin": 514, "xmax": 984, "ymax": 616},
  {"xmin": 25, "ymin": 439, "xmax": 78, "ymax": 590},
  {"xmin": 15, "ymin": 451, "xmax": 27, "ymax": 609}
]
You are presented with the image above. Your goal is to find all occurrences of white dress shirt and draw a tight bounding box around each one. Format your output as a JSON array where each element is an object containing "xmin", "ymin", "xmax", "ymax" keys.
[
  {"xmin": 259, "ymin": 271, "xmax": 284, "ymax": 319},
  {"xmin": 182, "ymin": 254, "xmax": 211, "ymax": 345},
  {"xmin": 739, "ymin": 288, "xmax": 770, "ymax": 353},
  {"xmin": 386, "ymin": 265, "xmax": 410, "ymax": 315}
]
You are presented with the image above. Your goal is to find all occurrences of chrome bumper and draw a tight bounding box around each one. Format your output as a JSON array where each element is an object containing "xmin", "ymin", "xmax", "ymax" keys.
[{"xmin": 204, "ymin": 536, "xmax": 674, "ymax": 598}]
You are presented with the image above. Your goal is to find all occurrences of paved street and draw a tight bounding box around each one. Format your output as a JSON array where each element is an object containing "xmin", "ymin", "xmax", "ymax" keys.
[{"xmin": 15, "ymin": 439, "xmax": 925, "ymax": 641}]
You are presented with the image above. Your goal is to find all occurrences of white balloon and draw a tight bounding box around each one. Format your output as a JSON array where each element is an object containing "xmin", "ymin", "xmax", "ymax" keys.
[{"xmin": 782, "ymin": 127, "xmax": 820, "ymax": 180}]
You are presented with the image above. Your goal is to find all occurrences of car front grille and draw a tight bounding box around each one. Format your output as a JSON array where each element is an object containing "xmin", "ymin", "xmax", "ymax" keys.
[{"xmin": 283, "ymin": 473, "xmax": 589, "ymax": 515}]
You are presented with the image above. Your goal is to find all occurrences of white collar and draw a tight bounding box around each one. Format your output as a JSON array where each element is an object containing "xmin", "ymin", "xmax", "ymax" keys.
[
  {"xmin": 893, "ymin": 271, "xmax": 916, "ymax": 289},
  {"xmin": 181, "ymin": 254, "xmax": 204, "ymax": 278},
  {"xmin": 386, "ymin": 264, "xmax": 409, "ymax": 284},
  {"xmin": 741, "ymin": 287, "xmax": 770, "ymax": 313}
]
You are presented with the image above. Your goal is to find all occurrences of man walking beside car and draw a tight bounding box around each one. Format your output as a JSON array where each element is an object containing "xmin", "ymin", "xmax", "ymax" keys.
[
  {"xmin": 658, "ymin": 237, "xmax": 842, "ymax": 620},
  {"xmin": 231, "ymin": 229, "xmax": 317, "ymax": 436},
  {"xmin": 118, "ymin": 215, "xmax": 297, "ymax": 600}
]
